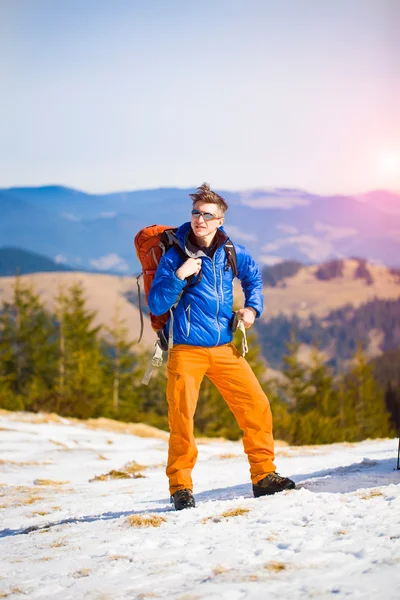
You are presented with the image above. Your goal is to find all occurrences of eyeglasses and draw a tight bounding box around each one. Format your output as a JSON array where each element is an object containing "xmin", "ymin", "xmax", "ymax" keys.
[{"xmin": 191, "ymin": 209, "xmax": 221, "ymax": 221}]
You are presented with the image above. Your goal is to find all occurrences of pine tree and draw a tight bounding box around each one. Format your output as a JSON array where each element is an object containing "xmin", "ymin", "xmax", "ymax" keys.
[
  {"xmin": 132, "ymin": 350, "xmax": 169, "ymax": 430},
  {"xmin": 101, "ymin": 302, "xmax": 138, "ymax": 418},
  {"xmin": 281, "ymin": 336, "xmax": 314, "ymax": 444},
  {"xmin": 300, "ymin": 349, "xmax": 340, "ymax": 444},
  {"xmin": 0, "ymin": 276, "xmax": 57, "ymax": 410},
  {"xmin": 344, "ymin": 345, "xmax": 392, "ymax": 440},
  {"xmin": 53, "ymin": 281, "xmax": 104, "ymax": 418}
]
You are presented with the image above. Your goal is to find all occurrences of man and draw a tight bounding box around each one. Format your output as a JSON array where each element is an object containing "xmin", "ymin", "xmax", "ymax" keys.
[{"xmin": 148, "ymin": 183, "xmax": 295, "ymax": 510}]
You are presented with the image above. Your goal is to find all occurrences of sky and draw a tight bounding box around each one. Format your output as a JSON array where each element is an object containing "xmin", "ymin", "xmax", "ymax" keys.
[{"xmin": 1, "ymin": 0, "xmax": 399, "ymax": 194}]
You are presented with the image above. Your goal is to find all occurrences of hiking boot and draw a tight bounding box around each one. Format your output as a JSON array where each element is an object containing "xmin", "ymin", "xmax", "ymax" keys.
[
  {"xmin": 253, "ymin": 472, "xmax": 296, "ymax": 497},
  {"xmin": 171, "ymin": 489, "xmax": 196, "ymax": 510}
]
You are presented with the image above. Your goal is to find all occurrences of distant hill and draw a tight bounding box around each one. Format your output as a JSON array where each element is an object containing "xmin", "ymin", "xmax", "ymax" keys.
[
  {"xmin": 0, "ymin": 271, "xmax": 155, "ymax": 348},
  {"xmin": 253, "ymin": 258, "xmax": 400, "ymax": 369},
  {"xmin": 1, "ymin": 185, "xmax": 400, "ymax": 273},
  {"xmin": 1, "ymin": 258, "xmax": 400, "ymax": 367},
  {"xmin": 0, "ymin": 247, "xmax": 75, "ymax": 276}
]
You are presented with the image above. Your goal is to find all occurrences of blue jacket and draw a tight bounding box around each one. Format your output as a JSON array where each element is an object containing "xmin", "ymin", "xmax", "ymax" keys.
[{"xmin": 148, "ymin": 222, "xmax": 264, "ymax": 347}]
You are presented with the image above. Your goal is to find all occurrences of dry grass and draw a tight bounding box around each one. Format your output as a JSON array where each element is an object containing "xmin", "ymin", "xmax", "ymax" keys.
[
  {"xmin": 127, "ymin": 514, "xmax": 166, "ymax": 528},
  {"xmin": 264, "ymin": 561, "xmax": 287, "ymax": 572},
  {"xmin": 124, "ymin": 460, "xmax": 147, "ymax": 474},
  {"xmin": 217, "ymin": 453, "xmax": 239, "ymax": 460},
  {"xmin": 196, "ymin": 437, "xmax": 228, "ymax": 445},
  {"xmin": 335, "ymin": 530, "xmax": 347, "ymax": 536},
  {"xmin": 203, "ymin": 507, "xmax": 250, "ymax": 523},
  {"xmin": 31, "ymin": 510, "xmax": 50, "ymax": 517},
  {"xmin": 49, "ymin": 439, "xmax": 70, "ymax": 449},
  {"xmin": 22, "ymin": 495, "xmax": 45, "ymax": 505},
  {"xmin": 83, "ymin": 418, "xmax": 169, "ymax": 440},
  {"xmin": 73, "ymin": 568, "xmax": 90, "ymax": 578},
  {"xmin": 221, "ymin": 507, "xmax": 250, "ymax": 518},
  {"xmin": 0, "ymin": 410, "xmax": 64, "ymax": 425},
  {"xmin": 0, "ymin": 588, "xmax": 26, "ymax": 598},
  {"xmin": 97, "ymin": 454, "xmax": 108, "ymax": 460},
  {"xmin": 212, "ymin": 565, "xmax": 227, "ymax": 576},
  {"xmin": 0, "ymin": 486, "xmax": 45, "ymax": 507},
  {"xmin": 50, "ymin": 537, "xmax": 68, "ymax": 548},
  {"xmin": 358, "ymin": 489, "xmax": 383, "ymax": 500},
  {"xmin": 0, "ymin": 459, "xmax": 53, "ymax": 467},
  {"xmin": 90, "ymin": 470, "xmax": 131, "ymax": 481},
  {"xmin": 34, "ymin": 479, "xmax": 70, "ymax": 486},
  {"xmin": 90, "ymin": 460, "xmax": 147, "ymax": 482}
]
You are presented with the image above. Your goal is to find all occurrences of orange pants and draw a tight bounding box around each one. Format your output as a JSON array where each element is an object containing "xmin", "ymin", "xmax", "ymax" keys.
[{"xmin": 166, "ymin": 343, "xmax": 276, "ymax": 494}]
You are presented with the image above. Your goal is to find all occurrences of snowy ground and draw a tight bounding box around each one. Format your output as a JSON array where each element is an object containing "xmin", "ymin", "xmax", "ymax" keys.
[{"xmin": 0, "ymin": 411, "xmax": 399, "ymax": 600}]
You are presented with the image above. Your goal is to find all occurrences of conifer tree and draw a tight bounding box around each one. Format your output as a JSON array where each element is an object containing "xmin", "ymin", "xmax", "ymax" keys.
[
  {"xmin": 299, "ymin": 349, "xmax": 340, "ymax": 444},
  {"xmin": 0, "ymin": 276, "xmax": 57, "ymax": 410},
  {"xmin": 132, "ymin": 350, "xmax": 169, "ymax": 429},
  {"xmin": 281, "ymin": 336, "xmax": 314, "ymax": 443},
  {"xmin": 54, "ymin": 281, "xmax": 104, "ymax": 418},
  {"xmin": 101, "ymin": 303, "xmax": 137, "ymax": 417},
  {"xmin": 345, "ymin": 345, "xmax": 392, "ymax": 440}
]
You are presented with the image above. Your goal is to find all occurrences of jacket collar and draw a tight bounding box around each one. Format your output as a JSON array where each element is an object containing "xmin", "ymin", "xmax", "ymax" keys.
[{"xmin": 176, "ymin": 222, "xmax": 229, "ymax": 258}]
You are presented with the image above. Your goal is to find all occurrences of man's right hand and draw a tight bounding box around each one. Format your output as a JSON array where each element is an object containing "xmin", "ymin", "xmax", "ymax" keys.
[{"xmin": 176, "ymin": 258, "xmax": 202, "ymax": 280}]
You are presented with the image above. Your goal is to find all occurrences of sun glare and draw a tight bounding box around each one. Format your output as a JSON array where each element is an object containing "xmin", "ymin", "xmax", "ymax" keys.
[
  {"xmin": 377, "ymin": 152, "xmax": 400, "ymax": 189},
  {"xmin": 381, "ymin": 152, "xmax": 400, "ymax": 175}
]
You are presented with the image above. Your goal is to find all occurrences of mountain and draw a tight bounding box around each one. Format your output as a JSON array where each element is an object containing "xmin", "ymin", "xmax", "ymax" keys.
[
  {"xmin": 0, "ymin": 247, "xmax": 75, "ymax": 276},
  {"xmin": 1, "ymin": 186, "xmax": 400, "ymax": 273}
]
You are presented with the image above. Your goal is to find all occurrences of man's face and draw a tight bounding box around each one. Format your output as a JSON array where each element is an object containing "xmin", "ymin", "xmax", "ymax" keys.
[{"xmin": 191, "ymin": 202, "xmax": 225, "ymax": 240}]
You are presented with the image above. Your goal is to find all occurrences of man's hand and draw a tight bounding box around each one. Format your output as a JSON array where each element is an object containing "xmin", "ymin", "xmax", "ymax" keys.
[
  {"xmin": 176, "ymin": 258, "xmax": 202, "ymax": 280},
  {"xmin": 235, "ymin": 307, "xmax": 256, "ymax": 329}
]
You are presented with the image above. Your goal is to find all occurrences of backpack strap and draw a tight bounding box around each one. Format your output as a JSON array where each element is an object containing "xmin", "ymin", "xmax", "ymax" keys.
[
  {"xmin": 224, "ymin": 240, "xmax": 238, "ymax": 278},
  {"xmin": 136, "ymin": 273, "xmax": 144, "ymax": 343}
]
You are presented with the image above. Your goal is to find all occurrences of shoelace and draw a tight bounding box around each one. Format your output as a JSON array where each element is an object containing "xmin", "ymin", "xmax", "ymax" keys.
[
  {"xmin": 267, "ymin": 472, "xmax": 285, "ymax": 482},
  {"xmin": 176, "ymin": 489, "xmax": 192, "ymax": 501}
]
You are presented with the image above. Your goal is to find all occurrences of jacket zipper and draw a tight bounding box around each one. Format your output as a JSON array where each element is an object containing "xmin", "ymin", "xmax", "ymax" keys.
[
  {"xmin": 185, "ymin": 304, "xmax": 191, "ymax": 338},
  {"xmin": 212, "ymin": 258, "xmax": 221, "ymax": 345},
  {"xmin": 219, "ymin": 267, "xmax": 225, "ymax": 303}
]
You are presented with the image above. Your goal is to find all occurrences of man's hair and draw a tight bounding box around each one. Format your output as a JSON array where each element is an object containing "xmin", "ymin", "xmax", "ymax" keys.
[{"xmin": 189, "ymin": 183, "xmax": 228, "ymax": 215}]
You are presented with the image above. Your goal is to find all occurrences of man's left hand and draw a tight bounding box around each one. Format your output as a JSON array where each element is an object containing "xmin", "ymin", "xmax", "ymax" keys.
[{"xmin": 235, "ymin": 307, "xmax": 256, "ymax": 329}]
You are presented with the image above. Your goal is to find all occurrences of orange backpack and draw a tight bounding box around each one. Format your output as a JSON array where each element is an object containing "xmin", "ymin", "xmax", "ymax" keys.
[{"xmin": 134, "ymin": 225, "xmax": 186, "ymax": 340}]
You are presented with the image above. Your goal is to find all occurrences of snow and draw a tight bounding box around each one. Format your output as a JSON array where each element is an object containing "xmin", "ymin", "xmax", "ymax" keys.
[{"xmin": 0, "ymin": 412, "xmax": 399, "ymax": 600}]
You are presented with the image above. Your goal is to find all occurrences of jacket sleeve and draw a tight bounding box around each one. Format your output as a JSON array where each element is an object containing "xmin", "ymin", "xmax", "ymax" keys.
[
  {"xmin": 148, "ymin": 250, "xmax": 187, "ymax": 316},
  {"xmin": 236, "ymin": 244, "xmax": 264, "ymax": 318}
]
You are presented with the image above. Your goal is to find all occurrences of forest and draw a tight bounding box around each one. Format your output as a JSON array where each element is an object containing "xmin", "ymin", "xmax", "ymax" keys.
[{"xmin": 0, "ymin": 277, "xmax": 398, "ymax": 445}]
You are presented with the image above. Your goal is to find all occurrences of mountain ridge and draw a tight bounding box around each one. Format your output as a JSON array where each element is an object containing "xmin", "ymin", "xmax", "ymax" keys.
[{"xmin": 1, "ymin": 185, "xmax": 399, "ymax": 274}]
